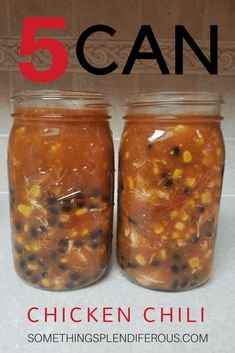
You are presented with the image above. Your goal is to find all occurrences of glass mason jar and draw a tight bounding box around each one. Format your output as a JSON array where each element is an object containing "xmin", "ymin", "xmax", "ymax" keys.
[
  {"xmin": 8, "ymin": 90, "xmax": 114, "ymax": 291},
  {"xmin": 117, "ymin": 92, "xmax": 225, "ymax": 291}
]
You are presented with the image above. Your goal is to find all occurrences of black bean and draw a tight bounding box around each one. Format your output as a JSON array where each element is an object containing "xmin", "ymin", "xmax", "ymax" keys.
[
  {"xmin": 58, "ymin": 263, "xmax": 67, "ymax": 271},
  {"xmin": 170, "ymin": 145, "xmax": 181, "ymax": 156},
  {"xmin": 196, "ymin": 204, "xmax": 205, "ymax": 213},
  {"xmin": 171, "ymin": 280, "xmax": 179, "ymax": 290},
  {"xmin": 90, "ymin": 240, "xmax": 99, "ymax": 249},
  {"xmin": 170, "ymin": 264, "xmax": 179, "ymax": 274},
  {"xmin": 147, "ymin": 143, "xmax": 152, "ymax": 149},
  {"xmin": 173, "ymin": 254, "xmax": 181, "ymax": 261},
  {"xmin": 58, "ymin": 239, "xmax": 69, "ymax": 253},
  {"xmin": 27, "ymin": 254, "xmax": 37, "ymax": 262},
  {"xmin": 15, "ymin": 221, "xmax": 22, "ymax": 232},
  {"xmin": 163, "ymin": 177, "xmax": 174, "ymax": 188},
  {"xmin": 31, "ymin": 276, "xmax": 40, "ymax": 284},
  {"xmin": 30, "ymin": 227, "xmax": 38, "ymax": 237},
  {"xmin": 61, "ymin": 204, "xmax": 73, "ymax": 212},
  {"xmin": 47, "ymin": 206, "xmax": 59, "ymax": 215},
  {"xmin": 65, "ymin": 282, "xmax": 76, "ymax": 289},
  {"xmin": 76, "ymin": 200, "xmax": 86, "ymax": 208},
  {"xmin": 20, "ymin": 259, "xmax": 27, "ymax": 269},
  {"xmin": 70, "ymin": 271, "xmax": 81, "ymax": 281},
  {"xmin": 90, "ymin": 228, "xmax": 102, "ymax": 240},
  {"xmin": 181, "ymin": 263, "xmax": 188, "ymax": 271},
  {"xmin": 46, "ymin": 195, "xmax": 57, "ymax": 204},
  {"xmin": 183, "ymin": 188, "xmax": 192, "ymax": 195},
  {"xmin": 25, "ymin": 270, "xmax": 33, "ymax": 277},
  {"xmin": 48, "ymin": 217, "xmax": 58, "ymax": 226},
  {"xmin": 127, "ymin": 262, "xmax": 138, "ymax": 269},
  {"xmin": 41, "ymin": 271, "xmax": 49, "ymax": 278},
  {"xmin": 15, "ymin": 244, "xmax": 23, "ymax": 255},
  {"xmin": 74, "ymin": 240, "xmax": 83, "ymax": 248},
  {"xmin": 128, "ymin": 217, "xmax": 139, "ymax": 226},
  {"xmin": 151, "ymin": 259, "xmax": 160, "ymax": 267},
  {"xmin": 181, "ymin": 278, "xmax": 189, "ymax": 288}
]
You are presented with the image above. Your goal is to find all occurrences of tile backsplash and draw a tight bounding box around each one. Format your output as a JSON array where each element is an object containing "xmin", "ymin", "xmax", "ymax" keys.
[{"xmin": 0, "ymin": 0, "xmax": 235, "ymax": 193}]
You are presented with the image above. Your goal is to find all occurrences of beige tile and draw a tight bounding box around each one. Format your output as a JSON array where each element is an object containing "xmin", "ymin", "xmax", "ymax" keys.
[
  {"xmin": 141, "ymin": 0, "xmax": 205, "ymax": 39},
  {"xmin": 72, "ymin": 73, "xmax": 139, "ymax": 137},
  {"xmin": 136, "ymin": 74, "xmax": 201, "ymax": 92},
  {"xmin": 9, "ymin": 0, "xmax": 73, "ymax": 36},
  {"xmin": 0, "ymin": 72, "xmax": 12, "ymax": 134},
  {"xmin": 10, "ymin": 71, "xmax": 73, "ymax": 93},
  {"xmin": 203, "ymin": 0, "xmax": 235, "ymax": 40},
  {"xmin": 0, "ymin": 1, "xmax": 8, "ymax": 36},
  {"xmin": 72, "ymin": 0, "xmax": 142, "ymax": 39}
]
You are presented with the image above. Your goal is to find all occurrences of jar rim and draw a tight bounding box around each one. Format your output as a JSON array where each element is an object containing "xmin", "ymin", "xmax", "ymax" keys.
[
  {"xmin": 12, "ymin": 89, "xmax": 107, "ymax": 101},
  {"xmin": 127, "ymin": 92, "xmax": 224, "ymax": 107}
]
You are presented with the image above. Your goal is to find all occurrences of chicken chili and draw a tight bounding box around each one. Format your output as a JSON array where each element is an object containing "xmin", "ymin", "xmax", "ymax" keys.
[
  {"xmin": 117, "ymin": 92, "xmax": 225, "ymax": 291},
  {"xmin": 8, "ymin": 91, "xmax": 114, "ymax": 291}
]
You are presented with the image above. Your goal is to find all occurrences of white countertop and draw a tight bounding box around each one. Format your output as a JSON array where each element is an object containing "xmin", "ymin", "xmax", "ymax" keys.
[{"xmin": 0, "ymin": 192, "xmax": 235, "ymax": 353}]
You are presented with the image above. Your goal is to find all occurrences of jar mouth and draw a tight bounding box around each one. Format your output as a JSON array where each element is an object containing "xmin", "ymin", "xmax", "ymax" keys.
[
  {"xmin": 12, "ymin": 90, "xmax": 110, "ymax": 111},
  {"xmin": 127, "ymin": 92, "xmax": 224, "ymax": 108}
]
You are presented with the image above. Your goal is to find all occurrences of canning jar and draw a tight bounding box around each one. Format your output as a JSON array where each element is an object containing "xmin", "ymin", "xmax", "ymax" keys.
[
  {"xmin": 8, "ymin": 90, "xmax": 114, "ymax": 291},
  {"xmin": 117, "ymin": 92, "xmax": 225, "ymax": 291}
]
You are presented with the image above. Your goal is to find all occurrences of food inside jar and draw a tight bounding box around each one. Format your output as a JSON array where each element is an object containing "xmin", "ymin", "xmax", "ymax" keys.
[
  {"xmin": 117, "ymin": 117, "xmax": 224, "ymax": 291},
  {"xmin": 9, "ymin": 108, "xmax": 114, "ymax": 290}
]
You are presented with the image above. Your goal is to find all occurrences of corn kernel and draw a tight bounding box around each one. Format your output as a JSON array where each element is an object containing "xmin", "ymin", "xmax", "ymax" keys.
[
  {"xmin": 170, "ymin": 210, "xmax": 178, "ymax": 219},
  {"xmin": 135, "ymin": 254, "xmax": 146, "ymax": 266},
  {"xmin": 27, "ymin": 263, "xmax": 38, "ymax": 271},
  {"xmin": 175, "ymin": 221, "xmax": 185, "ymax": 231},
  {"xmin": 173, "ymin": 168, "xmax": 183, "ymax": 178},
  {"xmin": 183, "ymin": 150, "xmax": 192, "ymax": 163},
  {"xmin": 154, "ymin": 224, "xmax": 164, "ymax": 235},
  {"xmin": 29, "ymin": 185, "xmax": 41, "ymax": 198},
  {"xmin": 25, "ymin": 245, "xmax": 31, "ymax": 251},
  {"xmin": 17, "ymin": 204, "xmax": 32, "ymax": 217},
  {"xmin": 161, "ymin": 235, "xmax": 168, "ymax": 241},
  {"xmin": 24, "ymin": 224, "xmax": 29, "ymax": 232},
  {"xmin": 153, "ymin": 166, "xmax": 160, "ymax": 175},
  {"xmin": 60, "ymin": 258, "xmax": 68, "ymax": 263},
  {"xmin": 181, "ymin": 212, "xmax": 189, "ymax": 222},
  {"xmin": 127, "ymin": 176, "xmax": 134, "ymax": 189},
  {"xmin": 59, "ymin": 214, "xmax": 70, "ymax": 222},
  {"xmin": 201, "ymin": 191, "xmax": 212, "ymax": 204},
  {"xmin": 185, "ymin": 177, "xmax": 196, "ymax": 188},
  {"xmin": 156, "ymin": 190, "xmax": 169, "ymax": 200},
  {"xmin": 16, "ymin": 127, "xmax": 26, "ymax": 135},
  {"xmin": 75, "ymin": 208, "xmax": 88, "ymax": 216},
  {"xmin": 15, "ymin": 235, "xmax": 23, "ymax": 245},
  {"xmin": 50, "ymin": 143, "xmax": 61, "ymax": 152},
  {"xmin": 172, "ymin": 231, "xmax": 180, "ymax": 239},
  {"xmin": 174, "ymin": 125, "xmax": 187, "ymax": 132},
  {"xmin": 41, "ymin": 278, "xmax": 50, "ymax": 287},
  {"xmin": 81, "ymin": 228, "xmax": 89, "ymax": 236},
  {"xmin": 160, "ymin": 249, "xmax": 167, "ymax": 260},
  {"xmin": 177, "ymin": 239, "xmax": 186, "ymax": 247},
  {"xmin": 31, "ymin": 242, "xmax": 41, "ymax": 252},
  {"xmin": 188, "ymin": 257, "xmax": 200, "ymax": 269}
]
